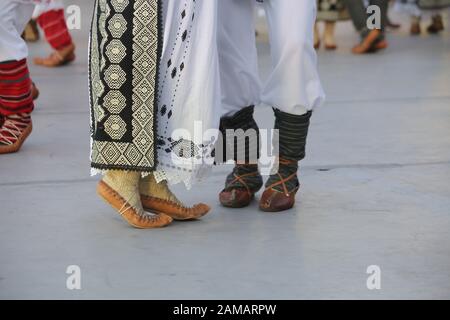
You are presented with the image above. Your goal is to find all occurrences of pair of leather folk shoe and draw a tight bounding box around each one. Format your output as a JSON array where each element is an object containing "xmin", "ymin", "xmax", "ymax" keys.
[
  {"xmin": 218, "ymin": 107, "xmax": 312, "ymax": 213},
  {"xmin": 219, "ymin": 159, "xmax": 301, "ymax": 213},
  {"xmin": 97, "ymin": 172, "xmax": 210, "ymax": 229}
]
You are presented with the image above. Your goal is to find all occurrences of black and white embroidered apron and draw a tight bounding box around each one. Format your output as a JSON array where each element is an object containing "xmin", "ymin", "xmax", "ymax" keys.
[{"xmin": 89, "ymin": 0, "xmax": 162, "ymax": 173}]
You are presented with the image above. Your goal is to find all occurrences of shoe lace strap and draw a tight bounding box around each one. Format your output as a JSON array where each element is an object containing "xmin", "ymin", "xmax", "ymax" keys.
[
  {"xmin": 265, "ymin": 172, "xmax": 298, "ymax": 197},
  {"xmin": 117, "ymin": 186, "xmax": 140, "ymax": 217},
  {"xmin": 0, "ymin": 119, "xmax": 22, "ymax": 145},
  {"xmin": 265, "ymin": 158, "xmax": 299, "ymax": 196},
  {"xmin": 226, "ymin": 171, "xmax": 260, "ymax": 195}
]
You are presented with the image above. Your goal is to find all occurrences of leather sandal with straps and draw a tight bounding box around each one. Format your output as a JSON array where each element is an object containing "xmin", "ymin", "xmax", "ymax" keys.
[
  {"xmin": 219, "ymin": 164, "xmax": 263, "ymax": 208},
  {"xmin": 0, "ymin": 113, "xmax": 33, "ymax": 155},
  {"xmin": 259, "ymin": 158, "xmax": 300, "ymax": 212}
]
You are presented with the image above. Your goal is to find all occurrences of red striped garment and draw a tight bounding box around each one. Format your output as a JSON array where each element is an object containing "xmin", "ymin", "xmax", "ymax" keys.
[
  {"xmin": 0, "ymin": 113, "xmax": 31, "ymax": 147},
  {"xmin": 37, "ymin": 9, "xmax": 73, "ymax": 50},
  {"xmin": 0, "ymin": 59, "xmax": 34, "ymax": 116}
]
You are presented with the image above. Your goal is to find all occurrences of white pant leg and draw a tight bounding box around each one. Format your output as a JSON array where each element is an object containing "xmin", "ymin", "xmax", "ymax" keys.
[
  {"xmin": 0, "ymin": 1, "xmax": 35, "ymax": 62},
  {"xmin": 218, "ymin": 0, "xmax": 262, "ymax": 116},
  {"xmin": 394, "ymin": 1, "xmax": 422, "ymax": 18},
  {"xmin": 262, "ymin": 0, "xmax": 325, "ymax": 115},
  {"xmin": 32, "ymin": 0, "xmax": 65, "ymax": 19}
]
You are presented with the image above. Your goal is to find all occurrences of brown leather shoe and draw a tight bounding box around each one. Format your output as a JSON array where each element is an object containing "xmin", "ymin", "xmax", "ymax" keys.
[
  {"xmin": 314, "ymin": 40, "xmax": 321, "ymax": 50},
  {"xmin": 352, "ymin": 29, "xmax": 382, "ymax": 54},
  {"xmin": 220, "ymin": 188, "xmax": 255, "ymax": 208},
  {"xmin": 0, "ymin": 116, "xmax": 32, "ymax": 155},
  {"xmin": 97, "ymin": 180, "xmax": 173, "ymax": 229},
  {"xmin": 259, "ymin": 172, "xmax": 299, "ymax": 212},
  {"xmin": 410, "ymin": 22, "xmax": 421, "ymax": 35},
  {"xmin": 141, "ymin": 195, "xmax": 210, "ymax": 220},
  {"xmin": 219, "ymin": 167, "xmax": 263, "ymax": 208},
  {"xmin": 427, "ymin": 15, "xmax": 444, "ymax": 34},
  {"xmin": 374, "ymin": 39, "xmax": 388, "ymax": 51},
  {"xmin": 325, "ymin": 43, "xmax": 337, "ymax": 51},
  {"xmin": 34, "ymin": 43, "xmax": 76, "ymax": 67}
]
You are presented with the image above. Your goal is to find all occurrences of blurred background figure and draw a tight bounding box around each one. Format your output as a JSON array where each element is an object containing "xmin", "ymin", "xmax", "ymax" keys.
[
  {"xmin": 23, "ymin": 0, "xmax": 75, "ymax": 67},
  {"xmin": 315, "ymin": 0, "xmax": 350, "ymax": 50},
  {"xmin": 386, "ymin": 0, "xmax": 403, "ymax": 30},
  {"xmin": 394, "ymin": 0, "xmax": 423, "ymax": 34},
  {"xmin": 395, "ymin": 0, "xmax": 449, "ymax": 35},
  {"xmin": 342, "ymin": 0, "xmax": 389, "ymax": 54},
  {"xmin": 0, "ymin": 0, "xmax": 36, "ymax": 154}
]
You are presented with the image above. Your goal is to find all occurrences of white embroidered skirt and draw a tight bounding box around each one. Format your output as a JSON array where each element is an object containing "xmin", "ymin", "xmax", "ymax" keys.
[{"xmin": 153, "ymin": 0, "xmax": 221, "ymax": 189}]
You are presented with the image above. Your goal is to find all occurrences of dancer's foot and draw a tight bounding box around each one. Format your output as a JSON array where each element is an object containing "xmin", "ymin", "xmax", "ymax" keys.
[
  {"xmin": 325, "ymin": 43, "xmax": 337, "ymax": 50},
  {"xmin": 314, "ymin": 40, "xmax": 321, "ymax": 50},
  {"xmin": 140, "ymin": 174, "xmax": 210, "ymax": 220},
  {"xmin": 97, "ymin": 171, "xmax": 173, "ymax": 229},
  {"xmin": 34, "ymin": 43, "xmax": 76, "ymax": 67},
  {"xmin": 217, "ymin": 105, "xmax": 262, "ymax": 208},
  {"xmin": 374, "ymin": 39, "xmax": 388, "ymax": 51},
  {"xmin": 324, "ymin": 22, "xmax": 337, "ymax": 50},
  {"xmin": 427, "ymin": 14, "xmax": 444, "ymax": 34},
  {"xmin": 0, "ymin": 113, "xmax": 32, "ymax": 154},
  {"xmin": 352, "ymin": 29, "xmax": 382, "ymax": 54},
  {"xmin": 410, "ymin": 22, "xmax": 421, "ymax": 35},
  {"xmin": 22, "ymin": 20, "xmax": 40, "ymax": 42},
  {"xmin": 219, "ymin": 164, "xmax": 263, "ymax": 208},
  {"xmin": 314, "ymin": 23, "xmax": 321, "ymax": 50},
  {"xmin": 410, "ymin": 16, "xmax": 422, "ymax": 36},
  {"xmin": 259, "ymin": 158, "xmax": 299, "ymax": 212},
  {"xmin": 259, "ymin": 109, "xmax": 312, "ymax": 212}
]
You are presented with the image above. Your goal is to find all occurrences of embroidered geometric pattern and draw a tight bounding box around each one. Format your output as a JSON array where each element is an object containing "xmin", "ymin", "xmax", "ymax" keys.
[
  {"xmin": 89, "ymin": 0, "xmax": 161, "ymax": 172},
  {"xmin": 105, "ymin": 39, "xmax": 127, "ymax": 64}
]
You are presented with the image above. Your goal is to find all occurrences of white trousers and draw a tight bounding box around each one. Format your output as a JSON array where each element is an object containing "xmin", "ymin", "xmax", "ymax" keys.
[
  {"xmin": 218, "ymin": 0, "xmax": 325, "ymax": 116},
  {"xmin": 0, "ymin": 1, "xmax": 35, "ymax": 62}
]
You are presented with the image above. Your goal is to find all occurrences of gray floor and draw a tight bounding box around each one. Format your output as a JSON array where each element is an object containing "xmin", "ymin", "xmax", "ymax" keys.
[{"xmin": 1, "ymin": 3, "xmax": 450, "ymax": 299}]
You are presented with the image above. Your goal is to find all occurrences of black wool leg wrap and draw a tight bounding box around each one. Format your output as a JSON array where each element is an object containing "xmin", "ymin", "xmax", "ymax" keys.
[
  {"xmin": 217, "ymin": 105, "xmax": 260, "ymax": 164},
  {"xmin": 266, "ymin": 109, "xmax": 312, "ymax": 193},
  {"xmin": 217, "ymin": 106, "xmax": 263, "ymax": 193}
]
